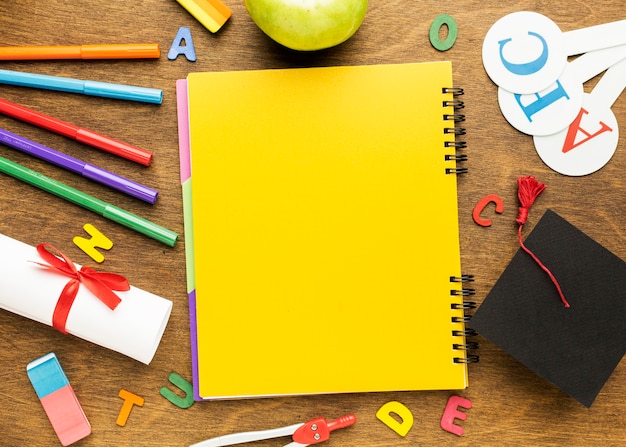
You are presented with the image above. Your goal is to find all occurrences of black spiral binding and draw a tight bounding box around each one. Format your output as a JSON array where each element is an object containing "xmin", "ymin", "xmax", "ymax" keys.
[
  {"xmin": 443, "ymin": 87, "xmax": 468, "ymax": 175},
  {"xmin": 444, "ymin": 88, "xmax": 475, "ymax": 364},
  {"xmin": 450, "ymin": 275, "xmax": 479, "ymax": 364}
]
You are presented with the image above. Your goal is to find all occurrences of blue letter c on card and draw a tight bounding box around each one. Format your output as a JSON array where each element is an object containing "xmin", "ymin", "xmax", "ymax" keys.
[{"xmin": 498, "ymin": 32, "xmax": 549, "ymax": 76}]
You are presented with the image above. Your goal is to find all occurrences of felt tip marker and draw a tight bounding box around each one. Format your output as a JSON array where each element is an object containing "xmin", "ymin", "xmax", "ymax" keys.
[
  {"xmin": 0, "ymin": 43, "xmax": 160, "ymax": 60},
  {"xmin": 0, "ymin": 69, "xmax": 163, "ymax": 104},
  {"xmin": 0, "ymin": 155, "xmax": 178, "ymax": 246},
  {"xmin": 0, "ymin": 128, "xmax": 158, "ymax": 204},
  {"xmin": 0, "ymin": 97, "xmax": 153, "ymax": 165}
]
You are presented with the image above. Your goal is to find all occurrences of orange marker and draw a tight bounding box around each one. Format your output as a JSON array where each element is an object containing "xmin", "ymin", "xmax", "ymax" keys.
[
  {"xmin": 0, "ymin": 44, "xmax": 160, "ymax": 60},
  {"xmin": 176, "ymin": 0, "xmax": 232, "ymax": 33}
]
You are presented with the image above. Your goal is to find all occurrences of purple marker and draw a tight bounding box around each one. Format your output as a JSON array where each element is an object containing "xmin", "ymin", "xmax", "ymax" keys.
[{"xmin": 0, "ymin": 127, "xmax": 158, "ymax": 204}]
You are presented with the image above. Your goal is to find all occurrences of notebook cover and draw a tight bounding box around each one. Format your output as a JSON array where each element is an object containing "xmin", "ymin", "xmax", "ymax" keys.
[
  {"xmin": 186, "ymin": 62, "xmax": 468, "ymax": 398},
  {"xmin": 471, "ymin": 209, "xmax": 626, "ymax": 407}
]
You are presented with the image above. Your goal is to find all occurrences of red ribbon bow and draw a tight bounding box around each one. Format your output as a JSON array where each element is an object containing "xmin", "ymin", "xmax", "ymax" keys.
[{"xmin": 33, "ymin": 243, "xmax": 130, "ymax": 334}]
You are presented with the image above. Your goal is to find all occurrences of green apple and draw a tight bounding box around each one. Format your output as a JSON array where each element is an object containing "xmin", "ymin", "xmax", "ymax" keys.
[{"xmin": 245, "ymin": 0, "xmax": 368, "ymax": 51}]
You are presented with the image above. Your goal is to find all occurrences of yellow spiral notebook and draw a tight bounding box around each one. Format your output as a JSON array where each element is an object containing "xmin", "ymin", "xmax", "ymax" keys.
[{"xmin": 184, "ymin": 61, "xmax": 474, "ymax": 399}]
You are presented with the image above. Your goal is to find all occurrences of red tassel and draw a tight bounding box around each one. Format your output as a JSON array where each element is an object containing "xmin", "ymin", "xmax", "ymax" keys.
[
  {"xmin": 516, "ymin": 176, "xmax": 546, "ymax": 225},
  {"xmin": 516, "ymin": 176, "xmax": 570, "ymax": 308}
]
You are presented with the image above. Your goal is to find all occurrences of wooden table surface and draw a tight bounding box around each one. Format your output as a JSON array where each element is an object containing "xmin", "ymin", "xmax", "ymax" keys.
[{"xmin": 1, "ymin": 1, "xmax": 624, "ymax": 446}]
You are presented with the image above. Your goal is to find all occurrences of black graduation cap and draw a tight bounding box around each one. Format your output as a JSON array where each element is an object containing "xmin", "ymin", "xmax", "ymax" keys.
[{"xmin": 471, "ymin": 209, "xmax": 626, "ymax": 407}]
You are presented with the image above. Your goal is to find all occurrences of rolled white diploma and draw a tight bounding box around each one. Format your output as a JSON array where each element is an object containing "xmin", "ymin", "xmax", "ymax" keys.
[{"xmin": 0, "ymin": 233, "xmax": 172, "ymax": 364}]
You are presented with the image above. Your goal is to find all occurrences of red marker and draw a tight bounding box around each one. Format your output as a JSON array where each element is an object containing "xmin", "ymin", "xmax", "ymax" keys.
[{"xmin": 0, "ymin": 97, "xmax": 153, "ymax": 165}]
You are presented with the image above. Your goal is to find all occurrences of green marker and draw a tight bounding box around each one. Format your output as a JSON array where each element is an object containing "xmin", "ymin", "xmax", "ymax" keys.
[{"xmin": 0, "ymin": 155, "xmax": 178, "ymax": 247}]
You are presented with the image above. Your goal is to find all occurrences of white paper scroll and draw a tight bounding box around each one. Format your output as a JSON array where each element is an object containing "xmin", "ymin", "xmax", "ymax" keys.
[{"xmin": 0, "ymin": 233, "xmax": 172, "ymax": 364}]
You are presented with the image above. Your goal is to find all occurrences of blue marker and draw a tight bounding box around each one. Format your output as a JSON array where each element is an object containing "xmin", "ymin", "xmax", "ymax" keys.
[
  {"xmin": 0, "ymin": 69, "xmax": 162, "ymax": 104},
  {"xmin": 27, "ymin": 353, "xmax": 91, "ymax": 446}
]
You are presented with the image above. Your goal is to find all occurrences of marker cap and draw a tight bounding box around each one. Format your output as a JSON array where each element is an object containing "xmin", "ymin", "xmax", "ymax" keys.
[
  {"xmin": 75, "ymin": 129, "xmax": 153, "ymax": 166},
  {"xmin": 82, "ymin": 164, "xmax": 158, "ymax": 204},
  {"xmin": 103, "ymin": 205, "xmax": 178, "ymax": 247},
  {"xmin": 83, "ymin": 81, "xmax": 163, "ymax": 104}
]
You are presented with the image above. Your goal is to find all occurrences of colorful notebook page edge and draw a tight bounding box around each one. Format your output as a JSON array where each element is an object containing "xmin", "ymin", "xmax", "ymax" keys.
[
  {"xmin": 176, "ymin": 79, "xmax": 203, "ymax": 401},
  {"xmin": 187, "ymin": 289, "xmax": 202, "ymax": 401},
  {"xmin": 177, "ymin": 79, "xmax": 192, "ymax": 186},
  {"xmin": 176, "ymin": 79, "xmax": 194, "ymax": 292}
]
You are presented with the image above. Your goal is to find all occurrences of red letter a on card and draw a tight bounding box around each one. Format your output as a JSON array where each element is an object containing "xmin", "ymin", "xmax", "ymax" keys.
[{"xmin": 562, "ymin": 108, "xmax": 613, "ymax": 153}]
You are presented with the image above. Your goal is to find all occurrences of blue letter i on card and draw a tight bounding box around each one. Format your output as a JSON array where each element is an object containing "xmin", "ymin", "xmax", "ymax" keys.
[{"xmin": 515, "ymin": 80, "xmax": 570, "ymax": 122}]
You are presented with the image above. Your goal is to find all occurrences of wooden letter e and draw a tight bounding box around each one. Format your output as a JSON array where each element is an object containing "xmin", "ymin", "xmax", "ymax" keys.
[{"xmin": 440, "ymin": 395, "xmax": 472, "ymax": 436}]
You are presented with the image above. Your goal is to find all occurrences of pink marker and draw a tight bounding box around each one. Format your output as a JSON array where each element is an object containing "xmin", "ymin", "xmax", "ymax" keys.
[{"xmin": 26, "ymin": 353, "xmax": 91, "ymax": 446}]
